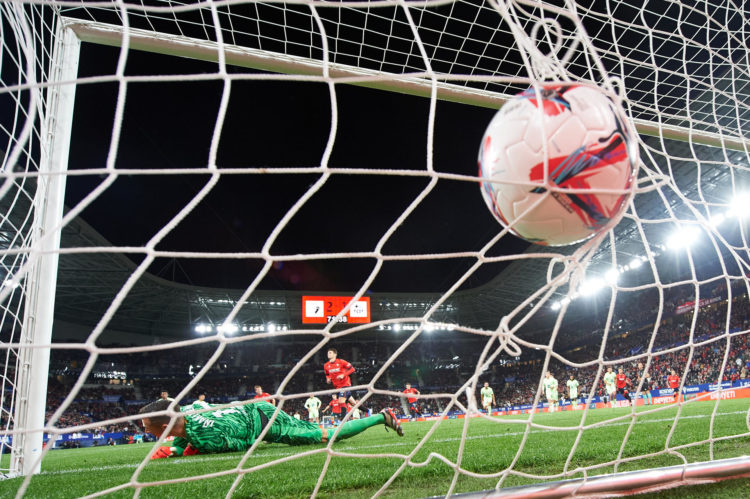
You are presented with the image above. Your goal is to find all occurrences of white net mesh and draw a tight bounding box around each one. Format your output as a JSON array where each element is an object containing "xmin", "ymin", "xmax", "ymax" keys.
[{"xmin": 0, "ymin": 0, "xmax": 749, "ymax": 496}]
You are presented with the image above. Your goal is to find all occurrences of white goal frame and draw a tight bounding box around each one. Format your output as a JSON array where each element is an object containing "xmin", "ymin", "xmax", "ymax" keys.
[
  {"xmin": 5, "ymin": 16, "xmax": 78, "ymax": 478},
  {"xmin": 66, "ymin": 17, "xmax": 750, "ymax": 153}
]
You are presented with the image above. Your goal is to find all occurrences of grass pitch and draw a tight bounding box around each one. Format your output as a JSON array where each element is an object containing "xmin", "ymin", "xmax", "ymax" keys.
[{"xmin": 2, "ymin": 399, "xmax": 749, "ymax": 498}]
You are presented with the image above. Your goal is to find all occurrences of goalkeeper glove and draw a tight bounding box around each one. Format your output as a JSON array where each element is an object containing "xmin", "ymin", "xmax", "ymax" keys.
[
  {"xmin": 182, "ymin": 444, "xmax": 200, "ymax": 456},
  {"xmin": 151, "ymin": 446, "xmax": 172, "ymax": 460}
]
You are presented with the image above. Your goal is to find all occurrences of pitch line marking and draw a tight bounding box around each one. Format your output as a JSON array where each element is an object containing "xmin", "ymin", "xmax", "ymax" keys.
[{"xmin": 35, "ymin": 410, "xmax": 748, "ymax": 476}]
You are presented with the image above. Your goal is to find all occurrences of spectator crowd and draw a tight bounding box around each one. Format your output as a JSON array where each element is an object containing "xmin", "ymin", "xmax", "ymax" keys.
[{"xmin": 3, "ymin": 279, "xmax": 745, "ymax": 438}]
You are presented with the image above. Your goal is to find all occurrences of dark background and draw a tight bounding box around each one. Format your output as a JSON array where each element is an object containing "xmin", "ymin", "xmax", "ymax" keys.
[{"xmin": 65, "ymin": 42, "xmax": 528, "ymax": 293}]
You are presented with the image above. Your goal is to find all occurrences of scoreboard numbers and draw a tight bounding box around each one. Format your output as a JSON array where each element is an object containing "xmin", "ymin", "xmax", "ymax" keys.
[{"xmin": 302, "ymin": 296, "xmax": 371, "ymax": 324}]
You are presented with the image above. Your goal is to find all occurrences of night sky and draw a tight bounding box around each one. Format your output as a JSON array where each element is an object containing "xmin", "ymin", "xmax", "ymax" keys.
[{"xmin": 65, "ymin": 43, "xmax": 527, "ymax": 293}]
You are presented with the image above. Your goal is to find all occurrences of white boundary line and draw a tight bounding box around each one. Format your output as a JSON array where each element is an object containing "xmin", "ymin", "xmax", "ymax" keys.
[{"xmin": 35, "ymin": 409, "xmax": 748, "ymax": 477}]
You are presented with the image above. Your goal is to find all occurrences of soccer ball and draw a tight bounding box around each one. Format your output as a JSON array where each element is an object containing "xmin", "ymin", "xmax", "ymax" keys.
[{"xmin": 478, "ymin": 84, "xmax": 638, "ymax": 246}]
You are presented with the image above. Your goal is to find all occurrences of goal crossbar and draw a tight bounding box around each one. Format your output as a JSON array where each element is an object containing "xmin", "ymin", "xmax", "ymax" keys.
[{"xmin": 64, "ymin": 18, "xmax": 750, "ymax": 153}]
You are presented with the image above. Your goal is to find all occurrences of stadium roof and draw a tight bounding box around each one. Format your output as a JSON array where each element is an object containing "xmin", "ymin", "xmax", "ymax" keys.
[
  {"xmin": 25, "ymin": 0, "xmax": 750, "ymax": 343},
  {"xmin": 53, "ymin": 131, "xmax": 748, "ymax": 344}
]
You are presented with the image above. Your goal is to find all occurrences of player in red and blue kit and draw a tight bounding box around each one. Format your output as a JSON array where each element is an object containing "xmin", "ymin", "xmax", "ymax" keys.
[
  {"xmin": 321, "ymin": 396, "xmax": 344, "ymax": 423},
  {"xmin": 324, "ymin": 348, "xmax": 357, "ymax": 406},
  {"xmin": 253, "ymin": 385, "xmax": 275, "ymax": 406},
  {"xmin": 403, "ymin": 383, "xmax": 420, "ymax": 419},
  {"xmin": 615, "ymin": 368, "xmax": 632, "ymax": 403},
  {"xmin": 667, "ymin": 369, "xmax": 681, "ymax": 402}
]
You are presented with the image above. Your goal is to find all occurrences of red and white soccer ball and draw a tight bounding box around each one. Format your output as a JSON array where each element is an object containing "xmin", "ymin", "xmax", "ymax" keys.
[{"xmin": 478, "ymin": 84, "xmax": 638, "ymax": 246}]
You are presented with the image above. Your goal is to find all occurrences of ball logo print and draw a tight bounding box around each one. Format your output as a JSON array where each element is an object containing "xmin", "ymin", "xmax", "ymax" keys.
[{"xmin": 478, "ymin": 84, "xmax": 638, "ymax": 246}]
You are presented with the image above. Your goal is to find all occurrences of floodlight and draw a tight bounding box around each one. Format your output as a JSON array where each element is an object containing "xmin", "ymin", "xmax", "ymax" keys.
[
  {"xmin": 579, "ymin": 278, "xmax": 604, "ymax": 297},
  {"xmin": 666, "ymin": 225, "xmax": 700, "ymax": 250},
  {"xmin": 267, "ymin": 323, "xmax": 276, "ymax": 333},
  {"xmin": 709, "ymin": 212, "xmax": 725, "ymax": 227},
  {"xmin": 629, "ymin": 257, "xmax": 642, "ymax": 269},
  {"xmin": 194, "ymin": 324, "xmax": 211, "ymax": 334},
  {"xmin": 729, "ymin": 193, "xmax": 750, "ymax": 218},
  {"xmin": 551, "ymin": 301, "xmax": 561, "ymax": 311},
  {"xmin": 218, "ymin": 323, "xmax": 238, "ymax": 334},
  {"xmin": 604, "ymin": 268, "xmax": 619, "ymax": 284},
  {"xmin": 394, "ymin": 324, "xmax": 401, "ymax": 332}
]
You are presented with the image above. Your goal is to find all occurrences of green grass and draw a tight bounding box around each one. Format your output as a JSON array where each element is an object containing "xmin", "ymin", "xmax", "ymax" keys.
[{"xmin": 1, "ymin": 399, "xmax": 749, "ymax": 498}]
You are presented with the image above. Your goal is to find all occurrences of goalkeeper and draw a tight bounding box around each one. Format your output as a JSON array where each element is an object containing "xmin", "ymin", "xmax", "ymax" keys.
[{"xmin": 140, "ymin": 399, "xmax": 403, "ymax": 459}]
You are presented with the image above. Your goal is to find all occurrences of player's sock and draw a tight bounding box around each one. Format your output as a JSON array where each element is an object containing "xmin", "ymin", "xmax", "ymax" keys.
[{"xmin": 332, "ymin": 414, "xmax": 383, "ymax": 440}]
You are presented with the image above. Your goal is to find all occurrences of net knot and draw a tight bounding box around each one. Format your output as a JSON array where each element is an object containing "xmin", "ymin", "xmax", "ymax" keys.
[{"xmin": 497, "ymin": 316, "xmax": 522, "ymax": 357}]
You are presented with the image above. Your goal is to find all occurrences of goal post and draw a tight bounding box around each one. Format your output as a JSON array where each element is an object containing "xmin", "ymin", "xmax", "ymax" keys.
[
  {"xmin": 0, "ymin": 0, "xmax": 749, "ymax": 497},
  {"xmin": 8, "ymin": 15, "xmax": 78, "ymax": 477}
]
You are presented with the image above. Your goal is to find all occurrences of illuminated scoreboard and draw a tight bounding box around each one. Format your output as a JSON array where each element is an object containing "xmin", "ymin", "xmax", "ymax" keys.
[{"xmin": 302, "ymin": 296, "xmax": 371, "ymax": 324}]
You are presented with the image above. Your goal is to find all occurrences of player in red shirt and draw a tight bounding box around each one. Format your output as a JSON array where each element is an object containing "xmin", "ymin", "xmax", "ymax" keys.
[
  {"xmin": 253, "ymin": 385, "xmax": 275, "ymax": 406},
  {"xmin": 402, "ymin": 383, "xmax": 421, "ymax": 420},
  {"xmin": 667, "ymin": 369, "xmax": 681, "ymax": 402},
  {"xmin": 615, "ymin": 368, "xmax": 632, "ymax": 403},
  {"xmin": 324, "ymin": 348, "xmax": 357, "ymax": 406},
  {"xmin": 322, "ymin": 396, "xmax": 344, "ymax": 423}
]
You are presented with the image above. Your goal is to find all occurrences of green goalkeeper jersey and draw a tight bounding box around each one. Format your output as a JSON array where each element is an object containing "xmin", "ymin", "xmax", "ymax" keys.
[
  {"xmin": 168, "ymin": 401, "xmax": 325, "ymax": 455},
  {"xmin": 184, "ymin": 404, "xmax": 264, "ymax": 453},
  {"xmin": 170, "ymin": 401, "xmax": 216, "ymax": 456},
  {"xmin": 170, "ymin": 402, "xmax": 264, "ymax": 455}
]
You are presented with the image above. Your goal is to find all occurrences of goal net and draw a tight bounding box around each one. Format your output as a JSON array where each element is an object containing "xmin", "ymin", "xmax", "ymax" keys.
[{"xmin": 1, "ymin": 0, "xmax": 749, "ymax": 496}]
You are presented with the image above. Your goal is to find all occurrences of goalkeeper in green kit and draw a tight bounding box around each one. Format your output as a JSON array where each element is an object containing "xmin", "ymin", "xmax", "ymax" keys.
[{"xmin": 140, "ymin": 398, "xmax": 403, "ymax": 459}]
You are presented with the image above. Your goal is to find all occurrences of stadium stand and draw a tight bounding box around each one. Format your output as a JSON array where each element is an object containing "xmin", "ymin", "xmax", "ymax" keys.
[{"xmin": 41, "ymin": 281, "xmax": 749, "ymax": 442}]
